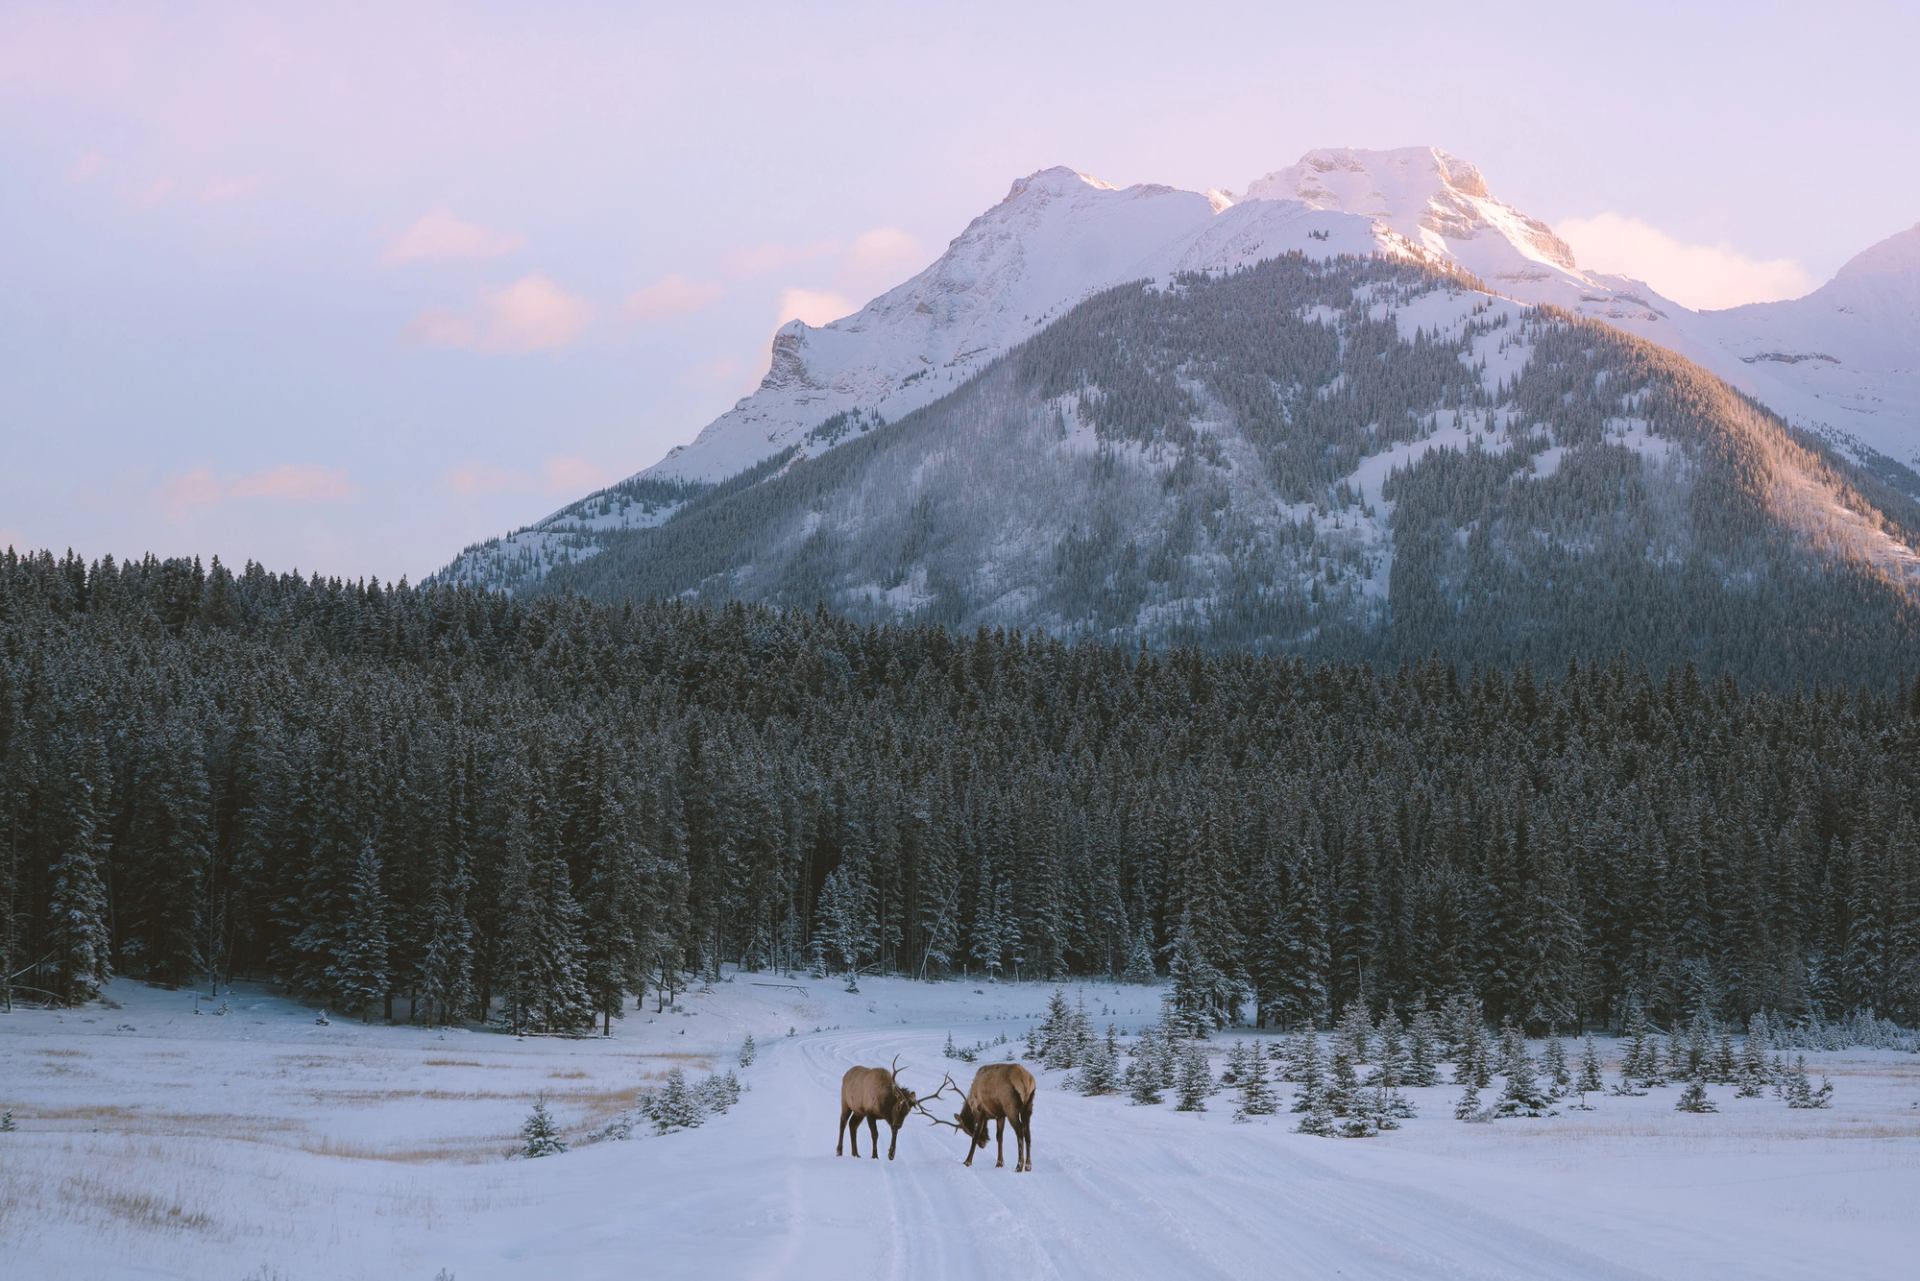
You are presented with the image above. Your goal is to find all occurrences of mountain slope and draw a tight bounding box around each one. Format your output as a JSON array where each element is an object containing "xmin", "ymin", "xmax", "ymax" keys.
[
  {"xmin": 1699, "ymin": 223, "xmax": 1920, "ymax": 478},
  {"xmin": 434, "ymin": 147, "xmax": 1920, "ymax": 606},
  {"xmin": 537, "ymin": 253, "xmax": 1920, "ymax": 685}
]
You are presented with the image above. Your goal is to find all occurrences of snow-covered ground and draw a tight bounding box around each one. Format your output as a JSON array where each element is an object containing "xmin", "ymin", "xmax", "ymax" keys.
[{"xmin": 3, "ymin": 976, "xmax": 1917, "ymax": 1281}]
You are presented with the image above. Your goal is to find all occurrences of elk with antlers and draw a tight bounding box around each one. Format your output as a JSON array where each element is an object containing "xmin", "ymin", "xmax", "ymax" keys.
[
  {"xmin": 942, "ymin": 1063, "xmax": 1036, "ymax": 1172},
  {"xmin": 837, "ymin": 1056, "xmax": 954, "ymax": 1161}
]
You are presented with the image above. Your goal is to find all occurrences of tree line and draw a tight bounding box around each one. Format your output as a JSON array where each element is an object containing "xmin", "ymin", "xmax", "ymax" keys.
[{"xmin": 2, "ymin": 548, "xmax": 1917, "ymax": 1035}]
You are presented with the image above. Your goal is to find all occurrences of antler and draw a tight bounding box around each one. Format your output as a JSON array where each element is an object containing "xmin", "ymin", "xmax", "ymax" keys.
[{"xmin": 911, "ymin": 1071, "xmax": 966, "ymax": 1128}]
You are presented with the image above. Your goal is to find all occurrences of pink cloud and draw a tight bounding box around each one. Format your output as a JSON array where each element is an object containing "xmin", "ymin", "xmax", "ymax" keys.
[
  {"xmin": 157, "ymin": 464, "xmax": 357, "ymax": 520},
  {"xmin": 382, "ymin": 210, "xmax": 525, "ymax": 266},
  {"xmin": 228, "ymin": 463, "xmax": 357, "ymax": 502},
  {"xmin": 442, "ymin": 455, "xmax": 618, "ymax": 498},
  {"xmin": 842, "ymin": 227, "xmax": 923, "ymax": 284},
  {"xmin": 443, "ymin": 461, "xmax": 522, "ymax": 497},
  {"xmin": 626, "ymin": 273, "xmax": 722, "ymax": 323},
  {"xmin": 409, "ymin": 274, "xmax": 594, "ymax": 353}
]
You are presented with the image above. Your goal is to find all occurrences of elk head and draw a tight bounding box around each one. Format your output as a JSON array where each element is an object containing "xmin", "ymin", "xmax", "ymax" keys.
[
  {"xmin": 955, "ymin": 1099, "xmax": 989, "ymax": 1149},
  {"xmin": 885, "ymin": 1057, "xmax": 918, "ymax": 1128}
]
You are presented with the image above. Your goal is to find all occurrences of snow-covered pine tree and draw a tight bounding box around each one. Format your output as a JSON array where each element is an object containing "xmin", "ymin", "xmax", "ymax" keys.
[
  {"xmin": 1121, "ymin": 929, "xmax": 1156, "ymax": 985},
  {"xmin": 1337, "ymin": 999, "xmax": 1373, "ymax": 1064},
  {"xmin": 521, "ymin": 1098, "xmax": 566, "ymax": 1157},
  {"xmin": 816, "ymin": 856, "xmax": 877, "ymax": 985},
  {"xmin": 1220, "ymin": 1039, "xmax": 1248, "ymax": 1086},
  {"xmin": 328, "ymin": 837, "xmax": 390, "ymax": 1022},
  {"xmin": 1126, "ymin": 1052, "xmax": 1164, "ymax": 1105},
  {"xmin": 1327, "ymin": 1044, "xmax": 1361, "ymax": 1117},
  {"xmin": 1163, "ymin": 918, "xmax": 1222, "ymax": 1040},
  {"xmin": 1622, "ymin": 1003, "xmax": 1656, "ymax": 1085},
  {"xmin": 1079, "ymin": 1024, "xmax": 1120, "ymax": 1096},
  {"xmin": 1454, "ymin": 1079, "xmax": 1483, "ymax": 1121},
  {"xmin": 1675, "ymin": 1074, "xmax": 1716, "ymax": 1113},
  {"xmin": 0, "ymin": 1109, "xmax": 12, "ymax": 1132},
  {"xmin": 1737, "ymin": 1016, "xmax": 1770, "ymax": 1097},
  {"xmin": 1542, "ymin": 1033, "xmax": 1571, "ymax": 1096},
  {"xmin": 1235, "ymin": 1043, "xmax": 1277, "ymax": 1119},
  {"xmin": 1497, "ymin": 1017, "xmax": 1528, "ymax": 1080},
  {"xmin": 1405, "ymin": 1009, "xmax": 1441, "ymax": 1087},
  {"xmin": 739, "ymin": 1034, "xmax": 756, "ymax": 1069},
  {"xmin": 1494, "ymin": 1047, "xmax": 1555, "ymax": 1118},
  {"xmin": 651, "ymin": 1067, "xmax": 705, "ymax": 1133},
  {"xmin": 46, "ymin": 733, "xmax": 112, "ymax": 1004},
  {"xmin": 1290, "ymin": 1032, "xmax": 1325, "ymax": 1114},
  {"xmin": 1576, "ymin": 1033, "xmax": 1605, "ymax": 1095},
  {"xmin": 1711, "ymin": 1030, "xmax": 1737, "ymax": 1084},
  {"xmin": 1372, "ymin": 1005, "xmax": 1408, "ymax": 1087},
  {"xmin": 1174, "ymin": 1041, "xmax": 1211, "ymax": 1112}
]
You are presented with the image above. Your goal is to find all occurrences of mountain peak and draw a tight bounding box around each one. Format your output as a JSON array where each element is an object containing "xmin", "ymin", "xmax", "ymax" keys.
[
  {"xmin": 1003, "ymin": 166, "xmax": 1116, "ymax": 203},
  {"xmin": 1244, "ymin": 144, "xmax": 1579, "ymax": 279}
]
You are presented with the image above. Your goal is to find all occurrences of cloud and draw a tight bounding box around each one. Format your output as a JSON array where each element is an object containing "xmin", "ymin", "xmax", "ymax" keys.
[
  {"xmin": 776, "ymin": 286, "xmax": 856, "ymax": 328},
  {"xmin": 442, "ymin": 455, "xmax": 618, "ymax": 499},
  {"xmin": 0, "ymin": 528, "xmax": 27, "ymax": 552},
  {"xmin": 1558, "ymin": 213, "xmax": 1816, "ymax": 310},
  {"xmin": 157, "ymin": 464, "xmax": 357, "ymax": 520},
  {"xmin": 626, "ymin": 273, "xmax": 722, "ymax": 323},
  {"xmin": 382, "ymin": 210, "xmax": 525, "ymax": 265},
  {"xmin": 409, "ymin": 274, "xmax": 594, "ymax": 353},
  {"xmin": 67, "ymin": 152, "xmax": 105, "ymax": 182}
]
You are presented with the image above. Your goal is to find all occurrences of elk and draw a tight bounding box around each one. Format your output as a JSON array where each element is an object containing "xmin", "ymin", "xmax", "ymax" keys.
[
  {"xmin": 838, "ymin": 1056, "xmax": 952, "ymax": 1161},
  {"xmin": 950, "ymin": 1063, "xmax": 1036, "ymax": 1172}
]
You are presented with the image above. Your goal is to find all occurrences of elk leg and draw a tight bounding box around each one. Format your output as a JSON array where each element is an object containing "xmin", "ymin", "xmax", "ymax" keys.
[
  {"xmin": 868, "ymin": 1117, "xmax": 879, "ymax": 1159},
  {"xmin": 995, "ymin": 1117, "xmax": 1005, "ymax": 1168},
  {"xmin": 887, "ymin": 1121, "xmax": 898, "ymax": 1161},
  {"xmin": 963, "ymin": 1130, "xmax": 975, "ymax": 1166},
  {"xmin": 838, "ymin": 1105, "xmax": 850, "ymax": 1156},
  {"xmin": 848, "ymin": 1110, "xmax": 860, "ymax": 1157}
]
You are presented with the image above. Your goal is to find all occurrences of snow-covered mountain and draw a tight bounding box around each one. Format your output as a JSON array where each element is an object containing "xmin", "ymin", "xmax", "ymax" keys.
[
  {"xmin": 1697, "ymin": 223, "xmax": 1920, "ymax": 475},
  {"xmin": 435, "ymin": 147, "xmax": 1920, "ymax": 594}
]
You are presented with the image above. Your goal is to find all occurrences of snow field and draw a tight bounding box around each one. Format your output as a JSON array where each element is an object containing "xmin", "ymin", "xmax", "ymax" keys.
[{"xmin": 3, "ymin": 976, "xmax": 1918, "ymax": 1280}]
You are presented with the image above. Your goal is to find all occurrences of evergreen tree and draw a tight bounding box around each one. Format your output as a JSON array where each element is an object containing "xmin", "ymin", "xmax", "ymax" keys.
[
  {"xmin": 739, "ymin": 1034, "xmax": 757, "ymax": 1069},
  {"xmin": 45, "ymin": 734, "xmax": 112, "ymax": 1004},
  {"xmin": 1404, "ymin": 1009, "xmax": 1441, "ymax": 1087},
  {"xmin": 1174, "ymin": 1041, "xmax": 1211, "ymax": 1112},
  {"xmin": 1454, "ymin": 1078, "xmax": 1483, "ymax": 1121},
  {"xmin": 521, "ymin": 1098, "xmax": 567, "ymax": 1157},
  {"xmin": 1675, "ymin": 1075, "xmax": 1716, "ymax": 1113},
  {"xmin": 1575, "ymin": 1033, "xmax": 1605, "ymax": 1096},
  {"xmin": 1290, "ymin": 1032, "xmax": 1326, "ymax": 1113},
  {"xmin": 1494, "ymin": 1048, "xmax": 1556, "ymax": 1118},
  {"xmin": 1235, "ymin": 1043, "xmax": 1277, "ymax": 1119},
  {"xmin": 328, "ymin": 838, "xmax": 390, "ymax": 1022},
  {"xmin": 1542, "ymin": 1033, "xmax": 1571, "ymax": 1096}
]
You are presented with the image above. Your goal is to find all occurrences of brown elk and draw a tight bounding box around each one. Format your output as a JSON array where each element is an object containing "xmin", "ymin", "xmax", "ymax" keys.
[
  {"xmin": 838, "ymin": 1056, "xmax": 952, "ymax": 1161},
  {"xmin": 951, "ymin": 1063, "xmax": 1036, "ymax": 1172}
]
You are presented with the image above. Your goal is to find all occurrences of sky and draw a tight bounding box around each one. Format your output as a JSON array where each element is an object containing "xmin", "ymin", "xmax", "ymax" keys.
[{"xmin": 2, "ymin": 1, "xmax": 1915, "ymax": 583}]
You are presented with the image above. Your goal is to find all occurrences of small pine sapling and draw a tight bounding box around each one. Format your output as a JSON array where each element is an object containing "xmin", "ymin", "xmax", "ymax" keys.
[
  {"xmin": 1712, "ymin": 1031, "xmax": 1737, "ymax": 1084},
  {"xmin": 1337, "ymin": 1000, "xmax": 1373, "ymax": 1064},
  {"xmin": 1494, "ymin": 1049, "xmax": 1556, "ymax": 1118},
  {"xmin": 1327, "ymin": 1045, "xmax": 1361, "ymax": 1116},
  {"xmin": 739, "ymin": 1034, "xmax": 756, "ymax": 1069},
  {"xmin": 1291, "ymin": 1033, "xmax": 1326, "ymax": 1113},
  {"xmin": 1235, "ymin": 1044, "xmax": 1278, "ymax": 1120},
  {"xmin": 1542, "ymin": 1033, "xmax": 1571, "ymax": 1096},
  {"xmin": 1405, "ymin": 1010, "xmax": 1441, "ymax": 1087},
  {"xmin": 1454, "ymin": 1079, "xmax": 1484, "ymax": 1121},
  {"xmin": 520, "ymin": 1098, "xmax": 567, "ymax": 1157},
  {"xmin": 1175, "ymin": 1041, "xmax": 1211, "ymax": 1112},
  {"xmin": 1675, "ymin": 1074, "xmax": 1717, "ymax": 1113}
]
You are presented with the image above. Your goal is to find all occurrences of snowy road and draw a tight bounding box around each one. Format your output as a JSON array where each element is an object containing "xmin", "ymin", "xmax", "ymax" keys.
[{"xmin": 709, "ymin": 1021, "xmax": 1650, "ymax": 1281}]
